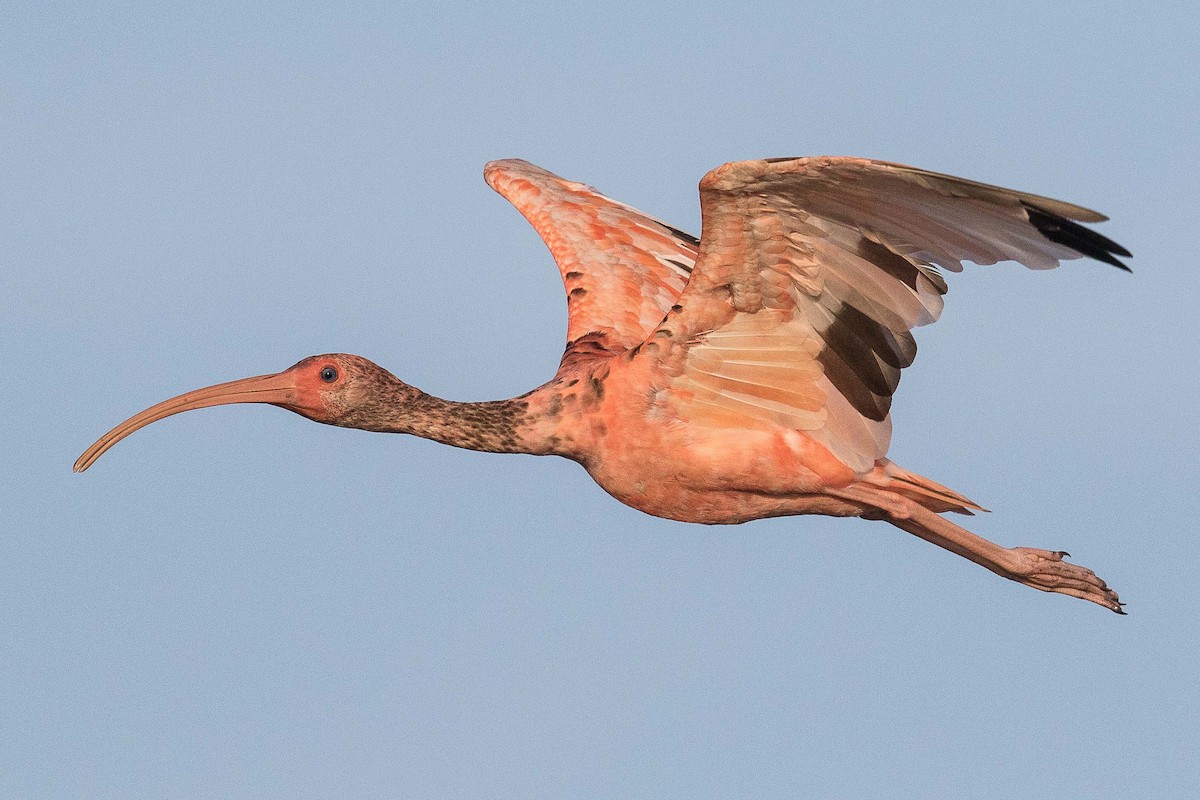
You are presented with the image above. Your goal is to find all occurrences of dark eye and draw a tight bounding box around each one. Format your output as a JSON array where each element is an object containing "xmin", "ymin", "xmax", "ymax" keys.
[{"xmin": 319, "ymin": 366, "xmax": 338, "ymax": 383}]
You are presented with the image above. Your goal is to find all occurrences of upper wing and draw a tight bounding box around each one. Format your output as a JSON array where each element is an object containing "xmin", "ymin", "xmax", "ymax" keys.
[
  {"xmin": 485, "ymin": 159, "xmax": 698, "ymax": 363},
  {"xmin": 648, "ymin": 156, "xmax": 1130, "ymax": 473}
]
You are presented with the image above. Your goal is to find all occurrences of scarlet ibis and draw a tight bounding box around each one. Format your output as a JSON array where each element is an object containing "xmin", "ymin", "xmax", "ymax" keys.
[{"xmin": 76, "ymin": 156, "xmax": 1130, "ymax": 612}]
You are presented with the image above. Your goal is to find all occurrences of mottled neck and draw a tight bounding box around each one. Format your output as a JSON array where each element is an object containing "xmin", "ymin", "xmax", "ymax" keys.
[
  {"xmin": 339, "ymin": 378, "xmax": 549, "ymax": 455},
  {"xmin": 402, "ymin": 393, "xmax": 538, "ymax": 454}
]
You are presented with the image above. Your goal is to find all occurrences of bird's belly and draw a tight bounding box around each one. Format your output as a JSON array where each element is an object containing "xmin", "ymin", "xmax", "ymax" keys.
[{"xmin": 583, "ymin": 424, "xmax": 861, "ymax": 524}]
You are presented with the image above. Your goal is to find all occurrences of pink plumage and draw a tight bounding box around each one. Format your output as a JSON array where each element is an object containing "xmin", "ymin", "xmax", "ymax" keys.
[{"xmin": 76, "ymin": 156, "xmax": 1130, "ymax": 613}]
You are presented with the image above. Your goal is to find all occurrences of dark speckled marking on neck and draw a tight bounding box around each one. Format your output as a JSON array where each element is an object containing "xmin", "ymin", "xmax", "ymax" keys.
[
  {"xmin": 336, "ymin": 370, "xmax": 534, "ymax": 455},
  {"xmin": 413, "ymin": 394, "xmax": 532, "ymax": 454},
  {"xmin": 582, "ymin": 363, "xmax": 610, "ymax": 409},
  {"xmin": 543, "ymin": 392, "xmax": 564, "ymax": 419}
]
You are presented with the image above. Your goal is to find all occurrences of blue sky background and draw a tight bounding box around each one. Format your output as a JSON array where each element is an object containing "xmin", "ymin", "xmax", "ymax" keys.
[{"xmin": 4, "ymin": 2, "xmax": 1198, "ymax": 797}]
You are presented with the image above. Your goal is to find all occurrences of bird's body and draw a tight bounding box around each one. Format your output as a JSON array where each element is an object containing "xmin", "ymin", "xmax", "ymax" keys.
[
  {"xmin": 515, "ymin": 353, "xmax": 867, "ymax": 524},
  {"xmin": 77, "ymin": 156, "xmax": 1131, "ymax": 612}
]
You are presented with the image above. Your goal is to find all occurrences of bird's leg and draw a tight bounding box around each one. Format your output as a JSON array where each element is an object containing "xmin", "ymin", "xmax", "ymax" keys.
[{"xmin": 828, "ymin": 485, "xmax": 1124, "ymax": 613}]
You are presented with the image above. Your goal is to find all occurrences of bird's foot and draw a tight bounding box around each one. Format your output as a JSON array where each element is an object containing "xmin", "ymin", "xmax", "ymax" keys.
[{"xmin": 1007, "ymin": 548, "xmax": 1124, "ymax": 614}]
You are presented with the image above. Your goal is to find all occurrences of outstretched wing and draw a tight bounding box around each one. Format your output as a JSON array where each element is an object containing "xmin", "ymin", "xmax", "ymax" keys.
[
  {"xmin": 648, "ymin": 156, "xmax": 1129, "ymax": 473},
  {"xmin": 485, "ymin": 159, "xmax": 698, "ymax": 362}
]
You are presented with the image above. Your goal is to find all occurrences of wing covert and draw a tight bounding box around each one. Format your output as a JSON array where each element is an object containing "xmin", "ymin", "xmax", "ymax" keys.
[{"xmin": 485, "ymin": 159, "xmax": 699, "ymax": 360}]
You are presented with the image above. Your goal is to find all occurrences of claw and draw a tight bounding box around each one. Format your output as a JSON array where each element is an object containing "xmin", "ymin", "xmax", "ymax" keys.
[{"xmin": 1008, "ymin": 547, "xmax": 1122, "ymax": 613}]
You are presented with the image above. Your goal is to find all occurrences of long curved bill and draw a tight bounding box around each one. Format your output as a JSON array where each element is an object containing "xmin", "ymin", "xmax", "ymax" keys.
[{"xmin": 74, "ymin": 371, "xmax": 299, "ymax": 473}]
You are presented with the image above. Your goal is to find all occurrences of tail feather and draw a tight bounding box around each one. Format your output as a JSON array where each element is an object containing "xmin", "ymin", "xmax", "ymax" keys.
[{"xmin": 868, "ymin": 460, "xmax": 987, "ymax": 515}]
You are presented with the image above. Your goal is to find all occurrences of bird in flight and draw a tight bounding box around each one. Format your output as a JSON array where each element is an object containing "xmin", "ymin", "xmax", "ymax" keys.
[{"xmin": 76, "ymin": 156, "xmax": 1130, "ymax": 612}]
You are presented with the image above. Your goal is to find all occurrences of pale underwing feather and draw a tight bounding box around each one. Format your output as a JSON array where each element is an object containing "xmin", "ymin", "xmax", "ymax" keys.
[{"xmin": 652, "ymin": 156, "xmax": 1127, "ymax": 472}]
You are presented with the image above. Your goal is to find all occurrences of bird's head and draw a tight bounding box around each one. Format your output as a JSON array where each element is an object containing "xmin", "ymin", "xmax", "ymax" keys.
[{"xmin": 73, "ymin": 353, "xmax": 416, "ymax": 472}]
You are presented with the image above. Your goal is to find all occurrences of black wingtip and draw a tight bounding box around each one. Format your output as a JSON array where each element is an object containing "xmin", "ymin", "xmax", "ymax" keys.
[{"xmin": 1023, "ymin": 202, "xmax": 1132, "ymax": 271}]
